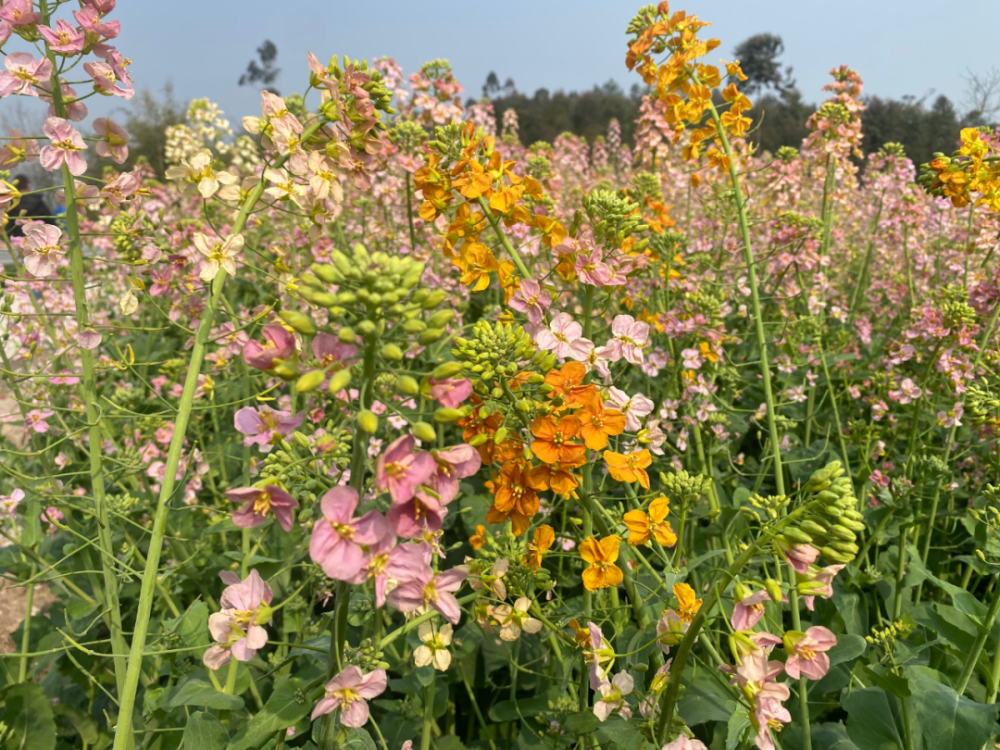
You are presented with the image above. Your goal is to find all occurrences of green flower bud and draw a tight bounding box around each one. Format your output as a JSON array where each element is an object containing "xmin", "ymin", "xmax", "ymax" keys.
[
  {"xmin": 765, "ymin": 578, "xmax": 784, "ymax": 603},
  {"xmin": 397, "ymin": 375, "xmax": 419, "ymax": 395},
  {"xmin": 338, "ymin": 327, "xmax": 357, "ymax": 344},
  {"xmin": 828, "ymin": 526, "xmax": 856, "ymax": 542},
  {"xmin": 403, "ymin": 319, "xmax": 428, "ymax": 333},
  {"xmin": 432, "ymin": 362, "xmax": 465, "ymax": 380},
  {"xmin": 427, "ymin": 309, "xmax": 455, "ymax": 328},
  {"xmin": 279, "ymin": 310, "xmax": 316, "ymax": 335},
  {"xmin": 271, "ymin": 362, "xmax": 299, "ymax": 381},
  {"xmin": 311, "ymin": 263, "xmax": 341, "ymax": 284},
  {"xmin": 328, "ymin": 369, "xmax": 352, "ymax": 394},
  {"xmin": 781, "ymin": 526, "xmax": 813, "ymax": 545},
  {"xmin": 468, "ymin": 433, "xmax": 489, "ymax": 447},
  {"xmin": 418, "ymin": 328, "xmax": 446, "ymax": 345},
  {"xmin": 422, "ymin": 290, "xmax": 447, "ymax": 309},
  {"xmin": 381, "ymin": 344, "xmax": 404, "ymax": 362},
  {"xmin": 434, "ymin": 407, "xmax": 464, "ymax": 423},
  {"xmin": 292, "ymin": 431, "xmax": 312, "ymax": 449},
  {"xmin": 412, "ymin": 421, "xmax": 437, "ymax": 442},
  {"xmin": 296, "ymin": 369, "xmax": 326, "ymax": 393},
  {"xmin": 358, "ymin": 410, "xmax": 379, "ymax": 434},
  {"xmin": 494, "ymin": 426, "xmax": 509, "ymax": 444}
]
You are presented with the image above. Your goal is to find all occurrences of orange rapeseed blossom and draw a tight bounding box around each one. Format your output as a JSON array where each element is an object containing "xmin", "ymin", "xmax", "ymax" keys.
[
  {"xmin": 603, "ymin": 449, "xmax": 652, "ymax": 489},
  {"xmin": 673, "ymin": 582, "xmax": 702, "ymax": 623},
  {"xmin": 580, "ymin": 535, "xmax": 624, "ymax": 591},
  {"xmin": 567, "ymin": 618, "xmax": 591, "ymax": 647},
  {"xmin": 486, "ymin": 460, "xmax": 540, "ymax": 535},
  {"xmin": 524, "ymin": 524, "xmax": 554, "ymax": 570},
  {"xmin": 577, "ymin": 397, "xmax": 627, "ymax": 451},
  {"xmin": 544, "ymin": 361, "xmax": 591, "ymax": 409},
  {"xmin": 469, "ymin": 524, "xmax": 487, "ymax": 550},
  {"xmin": 454, "ymin": 242, "xmax": 498, "ymax": 292},
  {"xmin": 530, "ymin": 415, "xmax": 586, "ymax": 465},
  {"xmin": 622, "ymin": 496, "xmax": 677, "ymax": 547},
  {"xmin": 527, "ymin": 457, "xmax": 584, "ymax": 497}
]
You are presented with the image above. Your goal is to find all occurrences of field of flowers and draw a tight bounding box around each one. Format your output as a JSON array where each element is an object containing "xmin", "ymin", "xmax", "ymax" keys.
[{"xmin": 2, "ymin": 2, "xmax": 1000, "ymax": 750}]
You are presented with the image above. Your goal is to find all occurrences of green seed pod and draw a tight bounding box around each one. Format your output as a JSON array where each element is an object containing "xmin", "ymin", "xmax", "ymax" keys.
[
  {"xmin": 781, "ymin": 526, "xmax": 813, "ymax": 545},
  {"xmin": 295, "ymin": 369, "xmax": 326, "ymax": 393},
  {"xmin": 338, "ymin": 327, "xmax": 357, "ymax": 344},
  {"xmin": 279, "ymin": 310, "xmax": 316, "ymax": 335},
  {"xmin": 327, "ymin": 369, "xmax": 352, "ymax": 394},
  {"xmin": 412, "ymin": 421, "xmax": 437, "ymax": 442},
  {"xmin": 427, "ymin": 309, "xmax": 455, "ymax": 328},
  {"xmin": 799, "ymin": 519, "xmax": 830, "ymax": 537},
  {"xmin": 397, "ymin": 375, "xmax": 419, "ymax": 395},
  {"xmin": 830, "ymin": 540, "xmax": 859, "ymax": 555},
  {"xmin": 358, "ymin": 409, "xmax": 378, "ymax": 434},
  {"xmin": 312, "ymin": 292, "xmax": 339, "ymax": 307},
  {"xmin": 381, "ymin": 344, "xmax": 404, "ymax": 362},
  {"xmin": 828, "ymin": 525, "xmax": 856, "ymax": 542},
  {"xmin": 300, "ymin": 272, "xmax": 324, "ymax": 288},
  {"xmin": 434, "ymin": 407, "xmax": 464, "ymax": 423},
  {"xmin": 432, "ymin": 362, "xmax": 464, "ymax": 380},
  {"xmin": 838, "ymin": 518, "xmax": 866, "ymax": 532},
  {"xmin": 418, "ymin": 328, "xmax": 446, "ymax": 345},
  {"xmin": 820, "ymin": 547, "xmax": 852, "ymax": 563}
]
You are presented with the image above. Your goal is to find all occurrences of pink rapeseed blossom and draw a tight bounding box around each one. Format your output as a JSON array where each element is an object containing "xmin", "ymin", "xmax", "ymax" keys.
[
  {"xmin": 243, "ymin": 324, "xmax": 295, "ymax": 370},
  {"xmin": 783, "ymin": 626, "xmax": 837, "ymax": 680},
  {"xmin": 225, "ymin": 485, "xmax": 299, "ymax": 532},
  {"xmin": 203, "ymin": 570, "xmax": 273, "ymax": 670},
  {"xmin": 40, "ymin": 118, "xmax": 88, "ymax": 176},
  {"xmin": 309, "ymin": 485, "xmax": 387, "ymax": 582},
  {"xmin": 375, "ymin": 435, "xmax": 436, "ymax": 505},
  {"xmin": 234, "ymin": 405, "xmax": 302, "ymax": 451},
  {"xmin": 388, "ymin": 566, "xmax": 468, "ymax": 624},
  {"xmin": 310, "ymin": 666, "xmax": 387, "ymax": 726}
]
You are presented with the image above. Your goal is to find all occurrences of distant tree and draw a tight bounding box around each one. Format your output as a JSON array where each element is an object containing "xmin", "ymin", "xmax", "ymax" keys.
[
  {"xmin": 483, "ymin": 71, "xmax": 500, "ymax": 99},
  {"xmin": 239, "ymin": 40, "xmax": 280, "ymax": 95},
  {"xmin": 747, "ymin": 88, "xmax": 812, "ymax": 156},
  {"xmin": 116, "ymin": 83, "xmax": 187, "ymax": 179},
  {"xmin": 732, "ymin": 33, "xmax": 795, "ymax": 95},
  {"xmin": 963, "ymin": 67, "xmax": 1000, "ymax": 126}
]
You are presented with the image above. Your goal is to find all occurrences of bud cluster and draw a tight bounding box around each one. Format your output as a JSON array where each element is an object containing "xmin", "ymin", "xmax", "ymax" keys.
[{"xmin": 782, "ymin": 461, "xmax": 863, "ymax": 564}]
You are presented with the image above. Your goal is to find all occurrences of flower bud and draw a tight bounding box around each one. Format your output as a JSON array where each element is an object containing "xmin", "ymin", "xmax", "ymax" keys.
[
  {"xmin": 468, "ymin": 433, "xmax": 489, "ymax": 447},
  {"xmin": 327, "ymin": 369, "xmax": 352, "ymax": 394},
  {"xmin": 412, "ymin": 421, "xmax": 437, "ymax": 442},
  {"xmin": 279, "ymin": 310, "xmax": 316, "ymax": 335},
  {"xmin": 292, "ymin": 431, "xmax": 312, "ymax": 449},
  {"xmin": 358, "ymin": 409, "xmax": 379, "ymax": 434},
  {"xmin": 494, "ymin": 427, "xmax": 509, "ymax": 444},
  {"xmin": 403, "ymin": 319, "xmax": 427, "ymax": 333},
  {"xmin": 338, "ymin": 327, "xmax": 357, "ymax": 344},
  {"xmin": 765, "ymin": 578, "xmax": 784, "ymax": 603},
  {"xmin": 733, "ymin": 581, "xmax": 752, "ymax": 603},
  {"xmin": 357, "ymin": 320, "xmax": 377, "ymax": 336},
  {"xmin": 381, "ymin": 344, "xmax": 404, "ymax": 362},
  {"xmin": 427, "ymin": 309, "xmax": 455, "ymax": 328},
  {"xmin": 781, "ymin": 526, "xmax": 813, "ymax": 545},
  {"xmin": 295, "ymin": 369, "xmax": 326, "ymax": 393},
  {"xmin": 422, "ymin": 290, "xmax": 447, "ymax": 309},
  {"xmin": 434, "ymin": 407, "xmax": 464, "ymax": 423},
  {"xmin": 433, "ymin": 362, "xmax": 465, "ymax": 380},
  {"xmin": 418, "ymin": 328, "xmax": 446, "ymax": 345},
  {"xmin": 310, "ymin": 263, "xmax": 341, "ymax": 284},
  {"xmin": 397, "ymin": 375, "xmax": 419, "ymax": 395}
]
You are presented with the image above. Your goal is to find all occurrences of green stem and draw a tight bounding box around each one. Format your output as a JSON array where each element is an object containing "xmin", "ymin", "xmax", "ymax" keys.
[
  {"xmin": 848, "ymin": 192, "xmax": 885, "ymax": 319},
  {"xmin": 956, "ymin": 575, "xmax": 1000, "ymax": 696},
  {"xmin": 405, "ymin": 172, "xmax": 418, "ymax": 252},
  {"xmin": 477, "ymin": 196, "xmax": 530, "ymax": 279},
  {"xmin": 18, "ymin": 582, "xmax": 34, "ymax": 683},
  {"xmin": 421, "ymin": 680, "xmax": 436, "ymax": 750}
]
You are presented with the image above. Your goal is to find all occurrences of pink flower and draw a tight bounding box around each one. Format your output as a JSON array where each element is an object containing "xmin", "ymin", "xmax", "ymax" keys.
[
  {"xmin": 41, "ymin": 506, "xmax": 64, "ymax": 532},
  {"xmin": 783, "ymin": 626, "xmax": 836, "ymax": 680},
  {"xmin": 203, "ymin": 570, "xmax": 273, "ymax": 670},
  {"xmin": 83, "ymin": 59, "xmax": 132, "ymax": 99},
  {"xmin": 575, "ymin": 246, "xmax": 613, "ymax": 286},
  {"xmin": 662, "ymin": 738, "xmax": 709, "ymax": 750},
  {"xmin": 38, "ymin": 18, "xmax": 85, "ymax": 54},
  {"xmin": 606, "ymin": 315, "xmax": 649, "ymax": 365},
  {"xmin": 311, "ymin": 333, "xmax": 357, "ymax": 369},
  {"xmin": 234, "ymin": 406, "xmax": 302, "ymax": 452},
  {"xmin": 731, "ymin": 589, "xmax": 772, "ymax": 631},
  {"xmin": 225, "ymin": 485, "xmax": 299, "ymax": 532},
  {"xmin": 0, "ymin": 0, "xmax": 38, "ymax": 27},
  {"xmin": 310, "ymin": 666, "xmax": 387, "ymax": 726},
  {"xmin": 800, "ymin": 563, "xmax": 846, "ymax": 610},
  {"xmin": 593, "ymin": 671, "xmax": 633, "ymax": 721},
  {"xmin": 195, "ymin": 232, "xmax": 243, "ymax": 282},
  {"xmin": 26, "ymin": 409, "xmax": 54, "ymax": 433},
  {"xmin": 604, "ymin": 387, "xmax": 654, "ymax": 432},
  {"xmin": 387, "ymin": 492, "xmax": 445, "ymax": 539},
  {"xmin": 92, "ymin": 117, "xmax": 129, "ymax": 163},
  {"xmin": 508, "ymin": 278, "xmax": 551, "ymax": 325},
  {"xmin": 428, "ymin": 377, "xmax": 472, "ymax": 408},
  {"xmin": 587, "ymin": 622, "xmax": 615, "ymax": 688},
  {"xmin": 353, "ymin": 539, "xmax": 433, "ymax": 608},
  {"xmin": 243, "ymin": 324, "xmax": 295, "ymax": 370},
  {"xmin": 536, "ymin": 312, "xmax": 591, "ymax": 361},
  {"xmin": 375, "ymin": 435, "xmax": 437, "ymax": 505},
  {"xmin": 45, "ymin": 81, "xmax": 87, "ymax": 121},
  {"xmin": 388, "ymin": 567, "xmax": 468, "ymax": 624},
  {"xmin": 1, "ymin": 488, "xmax": 24, "ymax": 517},
  {"xmin": 780, "ymin": 542, "xmax": 820, "ymax": 574},
  {"xmin": 82, "ymin": 0, "xmax": 117, "ymax": 13},
  {"xmin": 40, "ymin": 118, "xmax": 88, "ymax": 176},
  {"xmin": 420, "ymin": 445, "xmax": 481, "ymax": 505},
  {"xmin": 73, "ymin": 7, "xmax": 120, "ymax": 41},
  {"xmin": 309, "ymin": 486, "xmax": 387, "ymax": 582},
  {"xmin": 0, "ymin": 53, "xmax": 53, "ymax": 98},
  {"xmin": 22, "ymin": 223, "xmax": 63, "ymax": 277},
  {"xmin": 0, "ymin": 128, "xmax": 39, "ymax": 167}
]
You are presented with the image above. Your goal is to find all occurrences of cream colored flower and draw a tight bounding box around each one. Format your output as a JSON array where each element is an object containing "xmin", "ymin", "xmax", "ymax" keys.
[
  {"xmin": 165, "ymin": 148, "xmax": 236, "ymax": 199},
  {"xmin": 490, "ymin": 597, "xmax": 542, "ymax": 642},
  {"xmin": 413, "ymin": 621, "xmax": 452, "ymax": 671},
  {"xmin": 195, "ymin": 232, "xmax": 244, "ymax": 282}
]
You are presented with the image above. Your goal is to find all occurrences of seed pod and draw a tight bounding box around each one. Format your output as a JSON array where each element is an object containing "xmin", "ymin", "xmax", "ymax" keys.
[
  {"xmin": 830, "ymin": 540, "xmax": 859, "ymax": 555},
  {"xmin": 821, "ymin": 547, "xmax": 853, "ymax": 564},
  {"xmin": 296, "ymin": 369, "xmax": 326, "ymax": 393},
  {"xmin": 800, "ymin": 519, "xmax": 830, "ymax": 537},
  {"xmin": 434, "ymin": 407, "xmax": 464, "ymax": 423},
  {"xmin": 838, "ymin": 518, "xmax": 866, "ymax": 532},
  {"xmin": 432, "ymin": 362, "xmax": 464, "ymax": 380},
  {"xmin": 327, "ymin": 369, "xmax": 352, "ymax": 394},
  {"xmin": 279, "ymin": 310, "xmax": 316, "ymax": 335},
  {"xmin": 412, "ymin": 421, "xmax": 437, "ymax": 442},
  {"xmin": 358, "ymin": 409, "xmax": 379, "ymax": 434},
  {"xmin": 397, "ymin": 375, "xmax": 419, "ymax": 395},
  {"xmin": 828, "ymin": 525, "xmax": 856, "ymax": 542},
  {"xmin": 781, "ymin": 527, "xmax": 813, "ymax": 545},
  {"xmin": 300, "ymin": 272, "xmax": 324, "ymax": 288},
  {"xmin": 312, "ymin": 292, "xmax": 339, "ymax": 307}
]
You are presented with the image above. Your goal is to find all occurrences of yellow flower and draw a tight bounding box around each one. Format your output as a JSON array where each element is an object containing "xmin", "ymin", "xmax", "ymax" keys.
[
  {"xmin": 673, "ymin": 582, "xmax": 702, "ymax": 623},
  {"xmin": 580, "ymin": 535, "xmax": 623, "ymax": 591},
  {"xmin": 622, "ymin": 496, "xmax": 677, "ymax": 547}
]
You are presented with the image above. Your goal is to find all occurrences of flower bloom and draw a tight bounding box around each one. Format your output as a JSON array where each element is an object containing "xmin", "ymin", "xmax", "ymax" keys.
[
  {"xmin": 0, "ymin": 53, "xmax": 52, "ymax": 98},
  {"xmin": 1, "ymin": 488, "xmax": 24, "ymax": 517},
  {"xmin": 673, "ymin": 583, "xmax": 702, "ymax": 623},
  {"xmin": 376, "ymin": 435, "xmax": 437, "ymax": 505},
  {"xmin": 605, "ymin": 387, "xmax": 654, "ymax": 432},
  {"xmin": 586, "ymin": 623, "xmax": 616, "ymax": 688},
  {"xmin": 225, "ymin": 485, "xmax": 299, "ymax": 531},
  {"xmin": 428, "ymin": 377, "xmax": 473, "ymax": 408},
  {"xmin": 603, "ymin": 449, "xmax": 652, "ymax": 489},
  {"xmin": 414, "ymin": 621, "xmax": 453, "ymax": 670},
  {"xmin": 489, "ymin": 597, "xmax": 542, "ymax": 641},
  {"xmin": 508, "ymin": 278, "xmax": 551, "ymax": 325},
  {"xmin": 203, "ymin": 570, "xmax": 273, "ymax": 670},
  {"xmin": 40, "ymin": 118, "xmax": 88, "ymax": 176},
  {"xmin": 388, "ymin": 566, "xmax": 468, "ymax": 624},
  {"xmin": 243, "ymin": 324, "xmax": 295, "ymax": 370},
  {"xmin": 530, "ymin": 415, "xmax": 585, "ymax": 465},
  {"xmin": 623, "ymin": 495, "xmax": 676, "ymax": 547},
  {"xmin": 22, "ymin": 223, "xmax": 63, "ymax": 277},
  {"xmin": 486, "ymin": 460, "xmax": 539, "ymax": 535},
  {"xmin": 604, "ymin": 314, "xmax": 650, "ymax": 364},
  {"xmin": 783, "ymin": 626, "xmax": 837, "ymax": 680},
  {"xmin": 731, "ymin": 589, "xmax": 772, "ymax": 631},
  {"xmin": 580, "ymin": 535, "xmax": 623, "ymax": 591},
  {"xmin": 309, "ymin": 485, "xmax": 388, "ymax": 581},
  {"xmin": 26, "ymin": 409, "xmax": 55, "ymax": 433},
  {"xmin": 234, "ymin": 406, "xmax": 302, "ymax": 452},
  {"xmin": 594, "ymin": 671, "xmax": 633, "ymax": 721},
  {"xmin": 662, "ymin": 738, "xmax": 709, "ymax": 750},
  {"xmin": 577, "ymin": 395, "xmax": 626, "ymax": 450},
  {"xmin": 536, "ymin": 312, "xmax": 591, "ymax": 361},
  {"xmin": 523, "ymin": 524, "xmax": 554, "ymax": 570},
  {"xmin": 0, "ymin": 128, "xmax": 39, "ymax": 167},
  {"xmin": 310, "ymin": 666, "xmax": 387, "ymax": 726},
  {"xmin": 38, "ymin": 18, "xmax": 86, "ymax": 54},
  {"xmin": 195, "ymin": 232, "xmax": 243, "ymax": 282},
  {"xmin": 92, "ymin": 117, "xmax": 129, "ymax": 163}
]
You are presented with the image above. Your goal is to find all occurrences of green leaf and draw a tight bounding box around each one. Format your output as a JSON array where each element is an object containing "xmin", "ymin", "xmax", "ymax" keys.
[
  {"xmin": 0, "ymin": 682, "xmax": 56, "ymax": 750},
  {"xmin": 842, "ymin": 687, "xmax": 904, "ymax": 750},
  {"xmin": 182, "ymin": 712, "xmax": 229, "ymax": 750},
  {"xmin": 53, "ymin": 704, "xmax": 98, "ymax": 745},
  {"xmin": 165, "ymin": 601, "xmax": 210, "ymax": 649},
  {"xmin": 828, "ymin": 634, "xmax": 867, "ymax": 667},
  {"xmin": 169, "ymin": 679, "xmax": 244, "ymax": 711},
  {"xmin": 488, "ymin": 690, "xmax": 556, "ymax": 722},
  {"xmin": 861, "ymin": 665, "xmax": 911, "ymax": 699},
  {"xmin": 725, "ymin": 709, "xmax": 751, "ymax": 750},
  {"xmin": 227, "ymin": 677, "xmax": 311, "ymax": 750},
  {"xmin": 563, "ymin": 710, "xmax": 601, "ymax": 736},
  {"xmin": 596, "ymin": 714, "xmax": 645, "ymax": 748},
  {"xmin": 908, "ymin": 667, "xmax": 994, "ymax": 750},
  {"xmin": 909, "ymin": 557, "xmax": 988, "ymax": 621},
  {"xmin": 676, "ymin": 669, "xmax": 735, "ymax": 725},
  {"xmin": 342, "ymin": 728, "xmax": 378, "ymax": 750}
]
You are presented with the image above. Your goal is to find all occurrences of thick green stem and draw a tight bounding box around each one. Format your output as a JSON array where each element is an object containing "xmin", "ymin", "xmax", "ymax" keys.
[
  {"xmin": 956, "ymin": 575, "xmax": 1000, "ymax": 696},
  {"xmin": 848, "ymin": 192, "xmax": 884, "ymax": 319},
  {"xmin": 421, "ymin": 680, "xmax": 436, "ymax": 750},
  {"xmin": 405, "ymin": 172, "xmax": 418, "ymax": 252},
  {"xmin": 477, "ymin": 196, "xmax": 531, "ymax": 279},
  {"xmin": 18, "ymin": 582, "xmax": 34, "ymax": 683}
]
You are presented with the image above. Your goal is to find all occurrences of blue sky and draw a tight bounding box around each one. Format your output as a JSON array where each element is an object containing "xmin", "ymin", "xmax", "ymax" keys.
[{"xmin": 13, "ymin": 1, "xmax": 1000, "ymax": 123}]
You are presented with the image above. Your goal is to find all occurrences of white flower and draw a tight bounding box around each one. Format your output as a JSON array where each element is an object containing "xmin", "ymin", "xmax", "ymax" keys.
[
  {"xmin": 489, "ymin": 597, "xmax": 542, "ymax": 642},
  {"xmin": 195, "ymin": 232, "xmax": 244, "ymax": 282},
  {"xmin": 413, "ymin": 621, "xmax": 452, "ymax": 671}
]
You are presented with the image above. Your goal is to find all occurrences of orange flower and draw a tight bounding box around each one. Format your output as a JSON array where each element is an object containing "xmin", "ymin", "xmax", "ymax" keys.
[
  {"xmin": 623, "ymin": 496, "xmax": 677, "ymax": 547},
  {"xmin": 527, "ymin": 458, "xmax": 583, "ymax": 497},
  {"xmin": 524, "ymin": 524, "xmax": 554, "ymax": 570},
  {"xmin": 530, "ymin": 415, "xmax": 585, "ymax": 465},
  {"xmin": 603, "ymin": 449, "xmax": 652, "ymax": 489},
  {"xmin": 454, "ymin": 242, "xmax": 498, "ymax": 292},
  {"xmin": 567, "ymin": 618, "xmax": 590, "ymax": 647},
  {"xmin": 469, "ymin": 524, "xmax": 487, "ymax": 550},
  {"xmin": 699, "ymin": 341, "xmax": 718, "ymax": 363},
  {"xmin": 673, "ymin": 582, "xmax": 702, "ymax": 623},
  {"xmin": 486, "ymin": 460, "xmax": 540, "ymax": 535},
  {"xmin": 544, "ymin": 361, "xmax": 592, "ymax": 409},
  {"xmin": 577, "ymin": 398, "xmax": 627, "ymax": 451},
  {"xmin": 580, "ymin": 535, "xmax": 623, "ymax": 591}
]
